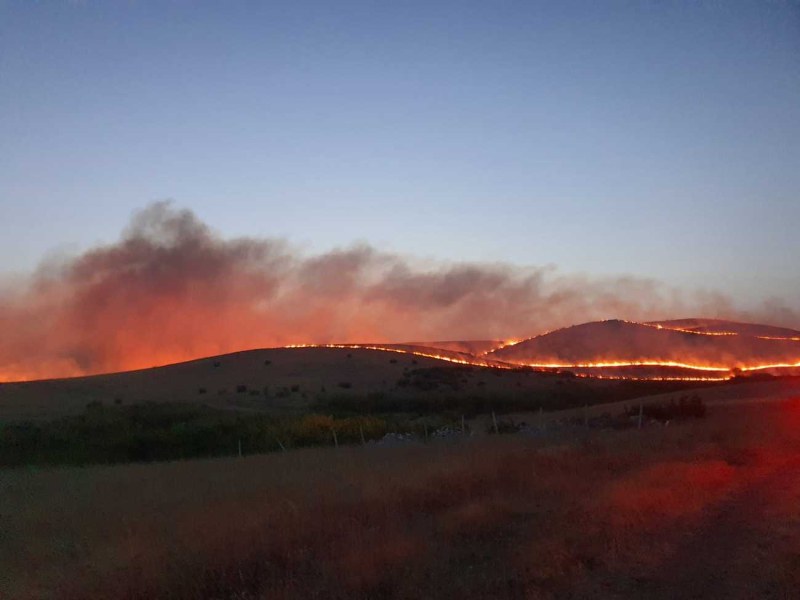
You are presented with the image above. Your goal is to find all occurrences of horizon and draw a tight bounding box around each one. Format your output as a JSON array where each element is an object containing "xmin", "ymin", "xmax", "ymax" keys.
[
  {"xmin": 1, "ymin": 201, "xmax": 800, "ymax": 382},
  {"xmin": 2, "ymin": 1, "xmax": 799, "ymax": 379}
]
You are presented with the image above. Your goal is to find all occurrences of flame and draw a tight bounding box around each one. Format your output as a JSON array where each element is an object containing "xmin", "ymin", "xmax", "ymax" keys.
[
  {"xmin": 642, "ymin": 321, "xmax": 800, "ymax": 341},
  {"xmin": 740, "ymin": 361, "xmax": 800, "ymax": 372},
  {"xmin": 4, "ymin": 204, "xmax": 799, "ymax": 385},
  {"xmin": 519, "ymin": 359, "xmax": 729, "ymax": 372},
  {"xmin": 572, "ymin": 373, "xmax": 730, "ymax": 382},
  {"xmin": 280, "ymin": 343, "xmax": 797, "ymax": 383},
  {"xmin": 634, "ymin": 321, "xmax": 739, "ymax": 337},
  {"xmin": 480, "ymin": 338, "xmax": 524, "ymax": 355},
  {"xmin": 284, "ymin": 343, "xmax": 512, "ymax": 369}
]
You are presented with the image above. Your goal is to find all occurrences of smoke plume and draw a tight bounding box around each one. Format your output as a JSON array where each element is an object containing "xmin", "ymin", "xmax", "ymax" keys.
[{"xmin": 0, "ymin": 202, "xmax": 792, "ymax": 381}]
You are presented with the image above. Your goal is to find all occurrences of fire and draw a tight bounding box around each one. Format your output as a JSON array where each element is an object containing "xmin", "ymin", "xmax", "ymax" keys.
[
  {"xmin": 281, "ymin": 343, "xmax": 795, "ymax": 383},
  {"xmin": 520, "ymin": 360, "xmax": 729, "ymax": 372},
  {"xmin": 741, "ymin": 361, "xmax": 800, "ymax": 372},
  {"xmin": 480, "ymin": 338, "xmax": 524, "ymax": 355},
  {"xmin": 644, "ymin": 321, "xmax": 800, "ymax": 342},
  {"xmin": 4, "ymin": 205, "xmax": 799, "ymax": 385},
  {"xmin": 573, "ymin": 373, "xmax": 730, "ymax": 382},
  {"xmin": 284, "ymin": 343, "xmax": 513, "ymax": 369},
  {"xmin": 651, "ymin": 325, "xmax": 739, "ymax": 337}
]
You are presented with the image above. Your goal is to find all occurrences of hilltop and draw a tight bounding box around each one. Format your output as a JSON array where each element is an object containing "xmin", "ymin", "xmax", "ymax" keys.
[{"xmin": 489, "ymin": 318, "xmax": 800, "ymax": 378}]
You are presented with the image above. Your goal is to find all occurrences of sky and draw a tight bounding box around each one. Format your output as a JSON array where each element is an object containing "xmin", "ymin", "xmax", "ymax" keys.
[{"xmin": 1, "ymin": 0, "xmax": 799, "ymax": 309}]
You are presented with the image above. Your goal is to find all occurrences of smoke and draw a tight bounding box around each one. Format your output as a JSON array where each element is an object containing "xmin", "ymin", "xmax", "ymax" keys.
[{"xmin": 0, "ymin": 202, "xmax": 794, "ymax": 380}]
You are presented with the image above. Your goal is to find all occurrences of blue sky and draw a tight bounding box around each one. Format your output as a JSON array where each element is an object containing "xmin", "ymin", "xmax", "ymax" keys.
[{"xmin": 1, "ymin": 0, "xmax": 799, "ymax": 308}]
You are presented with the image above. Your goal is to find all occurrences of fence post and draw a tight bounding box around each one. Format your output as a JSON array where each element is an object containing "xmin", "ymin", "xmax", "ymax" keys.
[
  {"xmin": 359, "ymin": 424, "xmax": 366, "ymax": 446},
  {"xmin": 492, "ymin": 410, "xmax": 499, "ymax": 434},
  {"xmin": 332, "ymin": 427, "xmax": 339, "ymax": 448}
]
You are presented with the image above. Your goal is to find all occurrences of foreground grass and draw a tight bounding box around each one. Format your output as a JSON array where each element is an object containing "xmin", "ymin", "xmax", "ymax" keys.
[{"xmin": 3, "ymin": 399, "xmax": 800, "ymax": 599}]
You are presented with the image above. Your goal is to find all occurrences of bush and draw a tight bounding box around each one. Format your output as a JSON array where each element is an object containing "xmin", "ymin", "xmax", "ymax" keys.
[
  {"xmin": 626, "ymin": 395, "xmax": 707, "ymax": 422},
  {"xmin": 0, "ymin": 404, "xmax": 393, "ymax": 467}
]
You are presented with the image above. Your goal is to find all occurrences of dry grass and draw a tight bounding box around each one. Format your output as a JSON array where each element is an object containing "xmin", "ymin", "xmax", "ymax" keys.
[
  {"xmin": 0, "ymin": 344, "xmax": 734, "ymax": 421},
  {"xmin": 3, "ymin": 398, "xmax": 800, "ymax": 599}
]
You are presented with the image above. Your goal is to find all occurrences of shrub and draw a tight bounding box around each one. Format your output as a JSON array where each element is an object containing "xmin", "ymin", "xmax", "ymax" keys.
[
  {"xmin": 290, "ymin": 414, "xmax": 336, "ymax": 446},
  {"xmin": 626, "ymin": 395, "xmax": 707, "ymax": 422}
]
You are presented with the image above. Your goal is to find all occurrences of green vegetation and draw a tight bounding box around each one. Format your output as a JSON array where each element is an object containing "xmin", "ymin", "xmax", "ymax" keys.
[
  {"xmin": 626, "ymin": 394, "xmax": 707, "ymax": 422},
  {"xmin": 318, "ymin": 370, "xmax": 717, "ymax": 418},
  {"xmin": 0, "ymin": 402, "xmax": 398, "ymax": 467},
  {"xmin": 0, "ymin": 367, "xmax": 719, "ymax": 467}
]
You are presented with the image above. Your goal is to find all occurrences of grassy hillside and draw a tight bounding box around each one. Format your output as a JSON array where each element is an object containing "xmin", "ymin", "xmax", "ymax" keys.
[
  {"xmin": 0, "ymin": 346, "xmax": 723, "ymax": 422},
  {"xmin": 0, "ymin": 347, "xmax": 450, "ymax": 420},
  {"xmin": 491, "ymin": 319, "xmax": 800, "ymax": 368}
]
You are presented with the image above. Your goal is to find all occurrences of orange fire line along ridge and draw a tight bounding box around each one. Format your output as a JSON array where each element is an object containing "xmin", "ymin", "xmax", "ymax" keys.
[{"xmin": 282, "ymin": 343, "xmax": 800, "ymax": 382}]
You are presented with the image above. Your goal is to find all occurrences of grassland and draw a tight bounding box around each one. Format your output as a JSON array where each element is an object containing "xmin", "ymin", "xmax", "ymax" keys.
[
  {"xmin": 3, "ymin": 394, "xmax": 800, "ymax": 599},
  {"xmin": 0, "ymin": 346, "xmax": 725, "ymax": 422},
  {"xmin": 0, "ymin": 346, "xmax": 737, "ymax": 468}
]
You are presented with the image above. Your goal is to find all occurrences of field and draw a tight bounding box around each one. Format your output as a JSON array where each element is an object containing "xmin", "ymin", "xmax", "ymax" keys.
[
  {"xmin": 0, "ymin": 347, "xmax": 738, "ymax": 467},
  {"xmin": 3, "ymin": 387, "xmax": 800, "ymax": 599},
  {"xmin": 0, "ymin": 346, "xmax": 726, "ymax": 422}
]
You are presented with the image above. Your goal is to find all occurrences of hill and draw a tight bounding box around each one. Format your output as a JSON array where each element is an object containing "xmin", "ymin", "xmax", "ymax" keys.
[
  {"xmin": 0, "ymin": 344, "xmax": 722, "ymax": 422},
  {"xmin": 489, "ymin": 319, "xmax": 800, "ymax": 377},
  {"xmin": 646, "ymin": 318, "xmax": 800, "ymax": 339}
]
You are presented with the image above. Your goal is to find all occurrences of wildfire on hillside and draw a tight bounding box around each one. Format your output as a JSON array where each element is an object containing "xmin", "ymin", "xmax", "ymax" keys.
[
  {"xmin": 282, "ymin": 342, "xmax": 799, "ymax": 383},
  {"xmin": 2, "ymin": 204, "xmax": 799, "ymax": 384}
]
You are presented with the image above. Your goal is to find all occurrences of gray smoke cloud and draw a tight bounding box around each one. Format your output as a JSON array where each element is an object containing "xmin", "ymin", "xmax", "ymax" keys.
[{"xmin": 0, "ymin": 201, "xmax": 794, "ymax": 380}]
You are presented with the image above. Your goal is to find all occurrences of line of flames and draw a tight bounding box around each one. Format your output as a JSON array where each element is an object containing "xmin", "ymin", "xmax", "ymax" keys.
[
  {"xmin": 4, "ymin": 338, "xmax": 796, "ymax": 385},
  {"xmin": 282, "ymin": 343, "xmax": 800, "ymax": 382},
  {"xmin": 481, "ymin": 320, "xmax": 800, "ymax": 359},
  {"xmin": 643, "ymin": 322, "xmax": 800, "ymax": 341}
]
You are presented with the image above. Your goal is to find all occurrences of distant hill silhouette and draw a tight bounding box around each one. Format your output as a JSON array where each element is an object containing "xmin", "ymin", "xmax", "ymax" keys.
[{"xmin": 489, "ymin": 319, "xmax": 800, "ymax": 369}]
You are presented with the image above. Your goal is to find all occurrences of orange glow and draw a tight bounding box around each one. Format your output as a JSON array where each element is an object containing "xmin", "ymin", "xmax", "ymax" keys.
[
  {"xmin": 633, "ymin": 321, "xmax": 739, "ymax": 337},
  {"xmin": 521, "ymin": 359, "xmax": 729, "ymax": 372},
  {"xmin": 740, "ymin": 361, "xmax": 800, "ymax": 372},
  {"xmin": 279, "ymin": 343, "xmax": 798, "ymax": 383},
  {"xmin": 284, "ymin": 343, "xmax": 514, "ymax": 369},
  {"xmin": 5, "ymin": 205, "xmax": 800, "ymax": 385},
  {"xmin": 4, "ymin": 335, "xmax": 799, "ymax": 384},
  {"xmin": 480, "ymin": 338, "xmax": 524, "ymax": 355}
]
